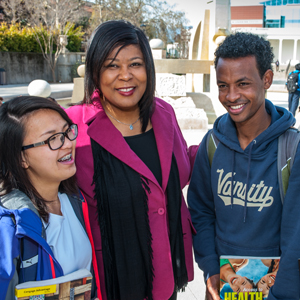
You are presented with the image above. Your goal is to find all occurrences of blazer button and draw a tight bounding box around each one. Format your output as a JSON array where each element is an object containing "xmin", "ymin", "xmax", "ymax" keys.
[{"xmin": 158, "ymin": 208, "xmax": 165, "ymax": 215}]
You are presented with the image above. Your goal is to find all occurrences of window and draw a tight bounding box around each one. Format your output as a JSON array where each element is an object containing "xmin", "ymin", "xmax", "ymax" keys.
[
  {"xmin": 260, "ymin": 0, "xmax": 300, "ymax": 5},
  {"xmin": 265, "ymin": 19, "xmax": 281, "ymax": 27}
]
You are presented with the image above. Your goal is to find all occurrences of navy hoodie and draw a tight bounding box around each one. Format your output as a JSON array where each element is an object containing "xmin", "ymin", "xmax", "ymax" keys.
[{"xmin": 188, "ymin": 100, "xmax": 300, "ymax": 298}]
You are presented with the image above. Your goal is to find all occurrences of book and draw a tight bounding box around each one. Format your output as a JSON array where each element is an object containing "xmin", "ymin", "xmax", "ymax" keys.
[
  {"xmin": 15, "ymin": 268, "xmax": 92, "ymax": 300},
  {"xmin": 220, "ymin": 256, "xmax": 280, "ymax": 300}
]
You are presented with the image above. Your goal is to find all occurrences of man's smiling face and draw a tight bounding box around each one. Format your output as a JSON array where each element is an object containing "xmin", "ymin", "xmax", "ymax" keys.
[{"xmin": 216, "ymin": 55, "xmax": 272, "ymax": 126}]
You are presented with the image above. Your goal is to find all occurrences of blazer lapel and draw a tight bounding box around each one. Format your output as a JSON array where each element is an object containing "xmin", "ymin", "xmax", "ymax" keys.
[
  {"xmin": 151, "ymin": 100, "xmax": 174, "ymax": 191},
  {"xmin": 86, "ymin": 108, "xmax": 159, "ymax": 186},
  {"xmin": 83, "ymin": 99, "xmax": 175, "ymax": 191}
]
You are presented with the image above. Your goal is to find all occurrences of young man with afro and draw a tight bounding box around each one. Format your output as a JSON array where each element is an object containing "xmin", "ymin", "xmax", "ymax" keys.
[{"xmin": 188, "ymin": 32, "xmax": 300, "ymax": 299}]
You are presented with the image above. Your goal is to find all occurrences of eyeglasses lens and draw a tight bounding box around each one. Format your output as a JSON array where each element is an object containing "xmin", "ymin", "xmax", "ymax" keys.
[
  {"xmin": 49, "ymin": 125, "xmax": 77, "ymax": 150},
  {"xmin": 67, "ymin": 125, "xmax": 77, "ymax": 140},
  {"xmin": 49, "ymin": 134, "xmax": 64, "ymax": 150}
]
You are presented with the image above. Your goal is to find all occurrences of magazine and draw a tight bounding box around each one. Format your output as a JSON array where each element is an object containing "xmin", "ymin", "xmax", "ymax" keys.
[
  {"xmin": 220, "ymin": 256, "xmax": 280, "ymax": 300},
  {"xmin": 15, "ymin": 268, "xmax": 92, "ymax": 300}
]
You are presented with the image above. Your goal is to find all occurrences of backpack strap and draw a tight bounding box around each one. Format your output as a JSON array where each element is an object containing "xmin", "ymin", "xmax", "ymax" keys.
[
  {"xmin": 206, "ymin": 129, "xmax": 220, "ymax": 167},
  {"xmin": 277, "ymin": 128, "xmax": 300, "ymax": 204}
]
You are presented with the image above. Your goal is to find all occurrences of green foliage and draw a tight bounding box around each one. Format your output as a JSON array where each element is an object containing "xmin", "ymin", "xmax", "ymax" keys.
[
  {"xmin": 67, "ymin": 35, "xmax": 82, "ymax": 52},
  {"xmin": 65, "ymin": 23, "xmax": 85, "ymax": 52},
  {"xmin": 0, "ymin": 22, "xmax": 84, "ymax": 53},
  {"xmin": 0, "ymin": 22, "xmax": 41, "ymax": 52}
]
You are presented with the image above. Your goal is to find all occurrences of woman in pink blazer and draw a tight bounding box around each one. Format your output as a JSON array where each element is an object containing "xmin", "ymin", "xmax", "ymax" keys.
[{"xmin": 67, "ymin": 20, "xmax": 198, "ymax": 300}]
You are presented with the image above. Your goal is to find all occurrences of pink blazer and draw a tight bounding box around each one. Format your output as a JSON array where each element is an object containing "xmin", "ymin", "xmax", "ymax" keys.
[{"xmin": 67, "ymin": 97, "xmax": 198, "ymax": 300}]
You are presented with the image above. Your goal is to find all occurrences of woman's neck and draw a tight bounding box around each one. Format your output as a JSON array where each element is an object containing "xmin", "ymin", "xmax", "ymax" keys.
[
  {"xmin": 101, "ymin": 98, "xmax": 140, "ymax": 122},
  {"xmin": 35, "ymin": 185, "xmax": 62, "ymax": 216},
  {"xmin": 100, "ymin": 98, "xmax": 144, "ymax": 136},
  {"xmin": 46, "ymin": 198, "xmax": 62, "ymax": 215}
]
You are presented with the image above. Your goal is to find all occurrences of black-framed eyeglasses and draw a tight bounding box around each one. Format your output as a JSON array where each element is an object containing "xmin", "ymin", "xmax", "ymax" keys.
[{"xmin": 22, "ymin": 124, "xmax": 78, "ymax": 151}]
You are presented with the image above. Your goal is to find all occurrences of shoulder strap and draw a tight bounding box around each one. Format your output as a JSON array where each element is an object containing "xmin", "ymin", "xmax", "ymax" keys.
[
  {"xmin": 277, "ymin": 128, "xmax": 300, "ymax": 204},
  {"xmin": 68, "ymin": 193, "xmax": 85, "ymax": 229},
  {"xmin": 206, "ymin": 129, "xmax": 220, "ymax": 167}
]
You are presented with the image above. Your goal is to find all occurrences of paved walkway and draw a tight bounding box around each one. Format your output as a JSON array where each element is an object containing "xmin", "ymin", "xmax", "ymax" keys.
[
  {"xmin": 0, "ymin": 83, "xmax": 290, "ymax": 300},
  {"xmin": 0, "ymin": 83, "xmax": 74, "ymax": 101}
]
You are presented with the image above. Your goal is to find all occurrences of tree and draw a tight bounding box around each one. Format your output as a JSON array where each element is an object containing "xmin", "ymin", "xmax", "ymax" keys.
[
  {"xmin": 88, "ymin": 0, "xmax": 189, "ymax": 48},
  {"xmin": 23, "ymin": 0, "xmax": 86, "ymax": 82},
  {"xmin": 0, "ymin": 0, "xmax": 27, "ymax": 23}
]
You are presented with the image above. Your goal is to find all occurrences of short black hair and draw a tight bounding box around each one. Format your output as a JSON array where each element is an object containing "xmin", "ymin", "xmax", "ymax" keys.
[
  {"xmin": 214, "ymin": 32, "xmax": 274, "ymax": 79},
  {"xmin": 0, "ymin": 96, "xmax": 78, "ymax": 221},
  {"xmin": 295, "ymin": 63, "xmax": 300, "ymax": 71},
  {"xmin": 84, "ymin": 20, "xmax": 155, "ymax": 132}
]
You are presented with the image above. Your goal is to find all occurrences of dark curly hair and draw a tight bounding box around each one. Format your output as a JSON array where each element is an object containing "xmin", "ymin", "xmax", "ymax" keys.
[{"xmin": 214, "ymin": 32, "xmax": 274, "ymax": 79}]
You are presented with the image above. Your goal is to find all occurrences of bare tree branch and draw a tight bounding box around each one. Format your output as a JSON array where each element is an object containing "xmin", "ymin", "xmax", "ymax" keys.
[
  {"xmin": 23, "ymin": 0, "xmax": 84, "ymax": 82},
  {"xmin": 89, "ymin": 0, "xmax": 189, "ymax": 49},
  {"xmin": 1, "ymin": 0, "xmax": 27, "ymax": 22}
]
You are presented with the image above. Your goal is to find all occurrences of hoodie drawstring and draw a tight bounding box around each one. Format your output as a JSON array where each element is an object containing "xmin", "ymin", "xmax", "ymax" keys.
[
  {"xmin": 230, "ymin": 151, "xmax": 235, "ymax": 209},
  {"xmin": 243, "ymin": 140, "xmax": 256, "ymax": 222}
]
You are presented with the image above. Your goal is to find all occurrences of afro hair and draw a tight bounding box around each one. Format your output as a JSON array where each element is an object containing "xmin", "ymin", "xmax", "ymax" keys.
[{"xmin": 214, "ymin": 32, "xmax": 274, "ymax": 79}]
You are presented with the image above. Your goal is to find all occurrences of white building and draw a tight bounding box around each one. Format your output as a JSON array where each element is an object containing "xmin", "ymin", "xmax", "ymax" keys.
[
  {"xmin": 232, "ymin": 1, "xmax": 300, "ymax": 65},
  {"xmin": 232, "ymin": 26, "xmax": 300, "ymax": 65}
]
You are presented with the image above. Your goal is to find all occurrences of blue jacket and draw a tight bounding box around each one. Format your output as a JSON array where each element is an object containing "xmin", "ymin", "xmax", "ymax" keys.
[
  {"xmin": 0, "ymin": 203, "xmax": 64, "ymax": 300},
  {"xmin": 188, "ymin": 100, "xmax": 300, "ymax": 299},
  {"xmin": 0, "ymin": 190, "xmax": 97, "ymax": 300}
]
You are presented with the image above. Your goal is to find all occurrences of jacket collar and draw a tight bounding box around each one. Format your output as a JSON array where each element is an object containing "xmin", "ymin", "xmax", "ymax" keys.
[{"xmin": 85, "ymin": 97, "xmax": 174, "ymax": 191}]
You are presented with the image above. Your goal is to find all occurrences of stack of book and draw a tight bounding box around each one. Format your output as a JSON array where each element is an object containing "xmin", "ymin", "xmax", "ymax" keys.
[{"xmin": 15, "ymin": 269, "xmax": 92, "ymax": 300}]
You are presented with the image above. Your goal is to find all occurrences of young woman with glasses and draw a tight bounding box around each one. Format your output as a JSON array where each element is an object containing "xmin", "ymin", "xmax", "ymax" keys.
[{"xmin": 0, "ymin": 96, "xmax": 101, "ymax": 300}]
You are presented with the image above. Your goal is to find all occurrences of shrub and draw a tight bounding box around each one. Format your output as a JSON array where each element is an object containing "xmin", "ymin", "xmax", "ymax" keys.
[
  {"xmin": 65, "ymin": 23, "xmax": 85, "ymax": 52},
  {"xmin": 0, "ymin": 22, "xmax": 41, "ymax": 52},
  {"xmin": 0, "ymin": 22, "xmax": 84, "ymax": 53}
]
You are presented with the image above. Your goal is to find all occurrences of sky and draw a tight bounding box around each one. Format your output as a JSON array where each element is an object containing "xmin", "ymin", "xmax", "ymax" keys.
[{"xmin": 166, "ymin": 0, "xmax": 264, "ymax": 29}]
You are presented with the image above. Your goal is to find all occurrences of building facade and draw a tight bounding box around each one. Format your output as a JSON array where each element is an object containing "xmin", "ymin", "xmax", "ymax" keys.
[
  {"xmin": 231, "ymin": 5, "xmax": 264, "ymax": 28},
  {"xmin": 231, "ymin": 2, "xmax": 300, "ymax": 64}
]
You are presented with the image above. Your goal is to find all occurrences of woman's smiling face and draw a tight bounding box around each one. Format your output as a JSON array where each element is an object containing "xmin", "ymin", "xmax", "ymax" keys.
[
  {"xmin": 99, "ymin": 44, "xmax": 147, "ymax": 114},
  {"xmin": 256, "ymin": 272, "xmax": 276, "ymax": 296},
  {"xmin": 21, "ymin": 109, "xmax": 76, "ymax": 190},
  {"xmin": 229, "ymin": 275, "xmax": 254, "ymax": 293}
]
